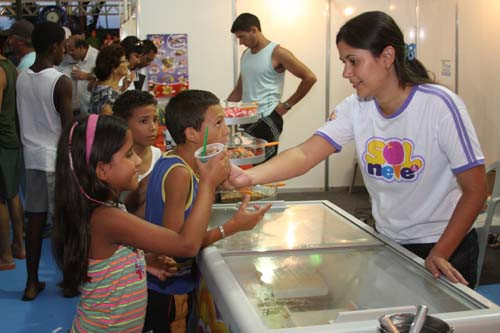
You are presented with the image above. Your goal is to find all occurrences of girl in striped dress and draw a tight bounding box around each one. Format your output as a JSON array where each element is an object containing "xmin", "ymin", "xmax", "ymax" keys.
[{"xmin": 52, "ymin": 115, "xmax": 230, "ymax": 332}]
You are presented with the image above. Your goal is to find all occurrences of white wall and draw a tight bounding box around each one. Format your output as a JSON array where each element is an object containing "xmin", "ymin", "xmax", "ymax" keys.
[
  {"xmin": 457, "ymin": 0, "xmax": 500, "ymax": 165},
  {"xmin": 418, "ymin": 0, "xmax": 457, "ymax": 91}
]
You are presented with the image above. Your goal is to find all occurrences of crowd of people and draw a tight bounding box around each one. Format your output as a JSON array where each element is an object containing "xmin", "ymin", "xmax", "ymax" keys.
[{"xmin": 0, "ymin": 9, "xmax": 488, "ymax": 333}]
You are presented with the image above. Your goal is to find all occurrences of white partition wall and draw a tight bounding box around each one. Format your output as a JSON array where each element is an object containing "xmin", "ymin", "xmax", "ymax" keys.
[
  {"xmin": 417, "ymin": 0, "xmax": 457, "ymax": 91},
  {"xmin": 457, "ymin": 0, "xmax": 500, "ymax": 164}
]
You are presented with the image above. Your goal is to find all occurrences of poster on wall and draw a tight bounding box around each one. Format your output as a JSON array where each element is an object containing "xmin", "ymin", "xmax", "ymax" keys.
[{"xmin": 146, "ymin": 33, "xmax": 189, "ymax": 99}]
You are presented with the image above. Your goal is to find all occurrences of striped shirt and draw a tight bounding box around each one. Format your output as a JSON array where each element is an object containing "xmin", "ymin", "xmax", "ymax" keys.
[
  {"xmin": 71, "ymin": 245, "xmax": 147, "ymax": 332},
  {"xmin": 316, "ymin": 84, "xmax": 484, "ymax": 244}
]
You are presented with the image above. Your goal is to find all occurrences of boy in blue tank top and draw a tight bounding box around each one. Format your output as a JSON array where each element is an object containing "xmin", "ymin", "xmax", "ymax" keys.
[{"xmin": 143, "ymin": 89, "xmax": 271, "ymax": 332}]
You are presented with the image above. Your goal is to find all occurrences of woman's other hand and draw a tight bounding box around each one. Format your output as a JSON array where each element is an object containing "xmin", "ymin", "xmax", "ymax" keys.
[{"xmin": 425, "ymin": 252, "xmax": 468, "ymax": 285}]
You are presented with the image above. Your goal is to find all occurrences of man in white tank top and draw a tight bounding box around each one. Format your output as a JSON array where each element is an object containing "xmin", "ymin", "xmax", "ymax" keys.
[
  {"xmin": 16, "ymin": 22, "xmax": 73, "ymax": 301},
  {"xmin": 227, "ymin": 13, "xmax": 317, "ymax": 160}
]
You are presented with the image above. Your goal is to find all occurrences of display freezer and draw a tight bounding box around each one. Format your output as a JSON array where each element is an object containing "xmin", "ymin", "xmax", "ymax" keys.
[{"xmin": 198, "ymin": 200, "xmax": 500, "ymax": 332}]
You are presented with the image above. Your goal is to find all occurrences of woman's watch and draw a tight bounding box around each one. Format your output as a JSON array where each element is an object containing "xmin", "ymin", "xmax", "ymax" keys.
[{"xmin": 283, "ymin": 101, "xmax": 292, "ymax": 110}]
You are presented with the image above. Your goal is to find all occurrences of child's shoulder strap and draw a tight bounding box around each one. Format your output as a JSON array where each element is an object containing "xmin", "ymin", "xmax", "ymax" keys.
[{"xmin": 160, "ymin": 154, "xmax": 196, "ymax": 212}]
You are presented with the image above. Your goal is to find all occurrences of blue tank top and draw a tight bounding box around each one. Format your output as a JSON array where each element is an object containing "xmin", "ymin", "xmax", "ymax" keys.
[
  {"xmin": 241, "ymin": 41, "xmax": 285, "ymax": 117},
  {"xmin": 145, "ymin": 154, "xmax": 199, "ymax": 294}
]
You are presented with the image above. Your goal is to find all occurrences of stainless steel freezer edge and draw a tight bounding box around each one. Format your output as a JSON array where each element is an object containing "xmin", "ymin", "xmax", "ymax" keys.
[
  {"xmin": 198, "ymin": 247, "xmax": 268, "ymax": 333},
  {"xmin": 199, "ymin": 200, "xmax": 500, "ymax": 332}
]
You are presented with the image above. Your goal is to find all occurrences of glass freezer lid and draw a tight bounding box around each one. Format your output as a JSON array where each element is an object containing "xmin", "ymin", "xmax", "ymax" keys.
[
  {"xmin": 222, "ymin": 246, "xmax": 483, "ymax": 330},
  {"xmin": 210, "ymin": 202, "xmax": 381, "ymax": 253}
]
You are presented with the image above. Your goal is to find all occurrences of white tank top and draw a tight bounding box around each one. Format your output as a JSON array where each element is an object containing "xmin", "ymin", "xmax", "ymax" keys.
[
  {"xmin": 17, "ymin": 67, "xmax": 64, "ymax": 172},
  {"xmin": 241, "ymin": 41, "xmax": 285, "ymax": 117}
]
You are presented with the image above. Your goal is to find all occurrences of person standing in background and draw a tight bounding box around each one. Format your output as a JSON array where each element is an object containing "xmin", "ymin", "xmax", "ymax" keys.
[
  {"xmin": 0, "ymin": 47, "xmax": 25, "ymax": 271},
  {"xmin": 1, "ymin": 19, "xmax": 35, "ymax": 72},
  {"xmin": 66, "ymin": 37, "xmax": 99, "ymax": 114},
  {"xmin": 227, "ymin": 13, "xmax": 317, "ymax": 160},
  {"xmin": 120, "ymin": 36, "xmax": 144, "ymax": 91},
  {"xmin": 85, "ymin": 29, "xmax": 100, "ymax": 49},
  {"xmin": 134, "ymin": 39, "xmax": 158, "ymax": 91},
  {"xmin": 17, "ymin": 22, "xmax": 73, "ymax": 300},
  {"xmin": 88, "ymin": 44, "xmax": 129, "ymax": 115}
]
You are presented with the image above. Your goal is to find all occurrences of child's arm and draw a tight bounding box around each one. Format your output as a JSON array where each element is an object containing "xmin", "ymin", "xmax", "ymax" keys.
[
  {"xmin": 202, "ymin": 195, "xmax": 271, "ymax": 247},
  {"xmin": 123, "ymin": 174, "xmax": 150, "ymax": 219},
  {"xmin": 92, "ymin": 152, "xmax": 230, "ymax": 258},
  {"xmin": 161, "ymin": 166, "xmax": 192, "ymax": 232}
]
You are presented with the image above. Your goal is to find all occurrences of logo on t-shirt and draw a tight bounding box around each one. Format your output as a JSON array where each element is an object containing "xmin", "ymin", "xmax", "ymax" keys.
[{"xmin": 362, "ymin": 137, "xmax": 424, "ymax": 182}]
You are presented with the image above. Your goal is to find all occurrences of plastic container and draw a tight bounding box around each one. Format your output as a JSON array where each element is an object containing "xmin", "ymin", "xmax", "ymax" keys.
[
  {"xmin": 223, "ymin": 101, "xmax": 258, "ymax": 118},
  {"xmin": 218, "ymin": 185, "xmax": 278, "ymax": 203},
  {"xmin": 194, "ymin": 143, "xmax": 225, "ymax": 163}
]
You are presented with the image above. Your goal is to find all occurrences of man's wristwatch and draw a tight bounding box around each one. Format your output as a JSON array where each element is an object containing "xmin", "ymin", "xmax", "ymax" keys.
[{"xmin": 283, "ymin": 102, "xmax": 292, "ymax": 111}]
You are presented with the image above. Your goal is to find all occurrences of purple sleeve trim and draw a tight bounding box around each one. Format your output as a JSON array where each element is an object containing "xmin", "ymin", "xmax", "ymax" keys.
[
  {"xmin": 314, "ymin": 131, "xmax": 342, "ymax": 153},
  {"xmin": 418, "ymin": 85, "xmax": 476, "ymax": 164},
  {"xmin": 452, "ymin": 159, "xmax": 485, "ymax": 174}
]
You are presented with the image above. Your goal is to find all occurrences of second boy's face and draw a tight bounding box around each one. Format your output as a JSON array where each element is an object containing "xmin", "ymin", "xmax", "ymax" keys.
[
  {"xmin": 201, "ymin": 104, "xmax": 229, "ymax": 145},
  {"xmin": 127, "ymin": 104, "xmax": 159, "ymax": 148}
]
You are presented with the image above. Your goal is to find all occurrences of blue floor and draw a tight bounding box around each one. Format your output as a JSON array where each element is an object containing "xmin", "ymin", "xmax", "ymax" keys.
[
  {"xmin": 1, "ymin": 238, "xmax": 499, "ymax": 332},
  {"xmin": 0, "ymin": 238, "xmax": 78, "ymax": 332},
  {"xmin": 476, "ymin": 284, "xmax": 500, "ymax": 306}
]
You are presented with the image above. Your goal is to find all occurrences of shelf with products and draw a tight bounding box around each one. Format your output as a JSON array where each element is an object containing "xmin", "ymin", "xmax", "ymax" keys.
[{"xmin": 224, "ymin": 101, "xmax": 267, "ymax": 166}]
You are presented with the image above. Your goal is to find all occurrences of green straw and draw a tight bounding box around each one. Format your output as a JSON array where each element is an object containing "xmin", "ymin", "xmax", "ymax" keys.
[{"xmin": 202, "ymin": 126, "xmax": 209, "ymax": 156}]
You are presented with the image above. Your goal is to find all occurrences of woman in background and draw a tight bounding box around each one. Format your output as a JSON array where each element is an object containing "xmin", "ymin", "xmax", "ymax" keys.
[{"xmin": 88, "ymin": 44, "xmax": 128, "ymax": 114}]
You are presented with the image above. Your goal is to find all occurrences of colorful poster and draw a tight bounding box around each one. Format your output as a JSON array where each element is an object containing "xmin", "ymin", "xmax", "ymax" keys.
[{"xmin": 146, "ymin": 33, "xmax": 189, "ymax": 98}]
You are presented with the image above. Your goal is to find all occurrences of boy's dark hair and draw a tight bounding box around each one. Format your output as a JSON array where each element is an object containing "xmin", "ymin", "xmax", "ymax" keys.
[
  {"xmin": 231, "ymin": 13, "xmax": 261, "ymax": 33},
  {"xmin": 93, "ymin": 44, "xmax": 125, "ymax": 80},
  {"xmin": 336, "ymin": 11, "xmax": 432, "ymax": 87},
  {"xmin": 165, "ymin": 90, "xmax": 220, "ymax": 145},
  {"xmin": 31, "ymin": 21, "xmax": 65, "ymax": 53},
  {"xmin": 142, "ymin": 39, "xmax": 158, "ymax": 54},
  {"xmin": 74, "ymin": 38, "xmax": 89, "ymax": 49},
  {"xmin": 53, "ymin": 115, "xmax": 128, "ymax": 295},
  {"xmin": 113, "ymin": 90, "xmax": 157, "ymax": 120},
  {"xmin": 120, "ymin": 35, "xmax": 144, "ymax": 59}
]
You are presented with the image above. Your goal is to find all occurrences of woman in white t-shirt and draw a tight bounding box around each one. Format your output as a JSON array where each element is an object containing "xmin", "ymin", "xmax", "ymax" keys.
[
  {"xmin": 229, "ymin": 11, "xmax": 487, "ymax": 287},
  {"xmin": 113, "ymin": 90, "xmax": 162, "ymax": 219}
]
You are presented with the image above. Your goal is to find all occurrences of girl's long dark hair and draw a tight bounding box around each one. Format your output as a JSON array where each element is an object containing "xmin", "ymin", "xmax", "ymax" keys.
[
  {"xmin": 53, "ymin": 115, "xmax": 128, "ymax": 295},
  {"xmin": 336, "ymin": 11, "xmax": 433, "ymax": 87}
]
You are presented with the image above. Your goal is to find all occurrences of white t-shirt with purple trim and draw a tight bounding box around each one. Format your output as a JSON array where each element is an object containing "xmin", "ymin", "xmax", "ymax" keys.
[{"xmin": 316, "ymin": 84, "xmax": 484, "ymax": 244}]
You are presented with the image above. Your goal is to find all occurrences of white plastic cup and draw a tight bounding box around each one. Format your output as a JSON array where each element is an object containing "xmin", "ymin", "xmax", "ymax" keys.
[{"xmin": 194, "ymin": 143, "xmax": 225, "ymax": 163}]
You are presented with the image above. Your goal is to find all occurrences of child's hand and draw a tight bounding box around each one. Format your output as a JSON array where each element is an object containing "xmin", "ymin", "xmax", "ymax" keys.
[
  {"xmin": 229, "ymin": 194, "xmax": 272, "ymax": 232},
  {"xmin": 145, "ymin": 254, "xmax": 178, "ymax": 281},
  {"xmin": 196, "ymin": 150, "xmax": 230, "ymax": 188}
]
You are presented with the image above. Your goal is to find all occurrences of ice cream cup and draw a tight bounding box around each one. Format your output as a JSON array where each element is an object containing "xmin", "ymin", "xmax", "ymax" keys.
[{"xmin": 194, "ymin": 143, "xmax": 225, "ymax": 163}]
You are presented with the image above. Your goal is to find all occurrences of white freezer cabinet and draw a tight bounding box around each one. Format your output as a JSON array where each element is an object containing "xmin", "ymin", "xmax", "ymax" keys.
[{"xmin": 198, "ymin": 200, "xmax": 500, "ymax": 332}]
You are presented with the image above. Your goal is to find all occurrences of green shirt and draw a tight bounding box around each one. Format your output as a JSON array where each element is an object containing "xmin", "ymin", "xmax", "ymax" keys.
[{"xmin": 0, "ymin": 58, "xmax": 20, "ymax": 148}]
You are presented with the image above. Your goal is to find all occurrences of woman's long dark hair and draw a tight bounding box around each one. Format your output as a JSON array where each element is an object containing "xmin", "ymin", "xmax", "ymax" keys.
[
  {"xmin": 336, "ymin": 11, "xmax": 433, "ymax": 87},
  {"xmin": 53, "ymin": 115, "xmax": 128, "ymax": 295}
]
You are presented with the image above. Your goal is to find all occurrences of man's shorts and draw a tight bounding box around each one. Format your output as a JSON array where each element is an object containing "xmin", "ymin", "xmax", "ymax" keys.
[
  {"xmin": 0, "ymin": 147, "xmax": 22, "ymax": 202},
  {"xmin": 25, "ymin": 169, "xmax": 55, "ymax": 214}
]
